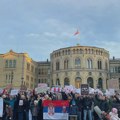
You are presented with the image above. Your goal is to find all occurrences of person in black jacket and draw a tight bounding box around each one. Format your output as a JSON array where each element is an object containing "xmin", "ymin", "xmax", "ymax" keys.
[
  {"xmin": 37, "ymin": 94, "xmax": 43, "ymax": 120},
  {"xmin": 76, "ymin": 94, "xmax": 83, "ymax": 120},
  {"xmin": 17, "ymin": 94, "xmax": 26, "ymax": 120},
  {"xmin": 83, "ymin": 95, "xmax": 93, "ymax": 120},
  {"xmin": 24, "ymin": 96, "xmax": 30, "ymax": 120}
]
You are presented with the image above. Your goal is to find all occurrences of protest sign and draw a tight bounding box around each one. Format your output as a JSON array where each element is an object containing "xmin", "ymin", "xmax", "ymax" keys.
[
  {"xmin": 81, "ymin": 84, "xmax": 89, "ymax": 95},
  {"xmin": 38, "ymin": 83, "xmax": 48, "ymax": 88},
  {"xmin": 109, "ymin": 89, "xmax": 115, "ymax": 96},
  {"xmin": 0, "ymin": 89, "xmax": 3, "ymax": 94},
  {"xmin": 36, "ymin": 87, "xmax": 49, "ymax": 94},
  {"xmin": 50, "ymin": 87, "xmax": 62, "ymax": 93},
  {"xmin": 10, "ymin": 89, "xmax": 19, "ymax": 96},
  {"xmin": 0, "ymin": 98, "xmax": 3, "ymax": 117},
  {"xmin": 64, "ymin": 85, "xmax": 76, "ymax": 93}
]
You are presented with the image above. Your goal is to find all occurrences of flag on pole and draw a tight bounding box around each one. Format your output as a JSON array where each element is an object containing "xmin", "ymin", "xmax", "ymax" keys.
[{"xmin": 74, "ymin": 29, "xmax": 80, "ymax": 35}]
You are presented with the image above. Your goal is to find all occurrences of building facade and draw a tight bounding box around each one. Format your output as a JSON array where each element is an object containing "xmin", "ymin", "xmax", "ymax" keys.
[
  {"xmin": 37, "ymin": 60, "xmax": 51, "ymax": 87},
  {"xmin": 1, "ymin": 45, "xmax": 118, "ymax": 90},
  {"xmin": 109, "ymin": 57, "xmax": 120, "ymax": 89},
  {"xmin": 50, "ymin": 45, "xmax": 110, "ymax": 89},
  {"xmin": 0, "ymin": 50, "xmax": 38, "ymax": 89}
]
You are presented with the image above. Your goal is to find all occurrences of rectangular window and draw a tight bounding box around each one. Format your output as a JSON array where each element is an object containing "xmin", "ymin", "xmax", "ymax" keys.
[
  {"xmin": 31, "ymin": 66, "xmax": 34, "ymax": 73},
  {"xmin": 27, "ymin": 63, "xmax": 30, "ymax": 71},
  {"xmin": 26, "ymin": 75, "xmax": 29, "ymax": 81},
  {"xmin": 5, "ymin": 60, "xmax": 8, "ymax": 68},
  {"xmin": 13, "ymin": 60, "xmax": 16, "ymax": 68},
  {"xmin": 9, "ymin": 60, "xmax": 12, "ymax": 68}
]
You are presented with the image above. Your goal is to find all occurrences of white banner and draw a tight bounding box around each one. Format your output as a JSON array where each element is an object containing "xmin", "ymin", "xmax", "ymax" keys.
[
  {"xmin": 36, "ymin": 87, "xmax": 49, "ymax": 94},
  {"xmin": 10, "ymin": 89, "xmax": 19, "ymax": 96},
  {"xmin": 64, "ymin": 85, "xmax": 76, "ymax": 93},
  {"xmin": 0, "ymin": 98, "xmax": 3, "ymax": 117},
  {"xmin": 38, "ymin": 83, "xmax": 48, "ymax": 88},
  {"xmin": 0, "ymin": 89, "xmax": 3, "ymax": 94}
]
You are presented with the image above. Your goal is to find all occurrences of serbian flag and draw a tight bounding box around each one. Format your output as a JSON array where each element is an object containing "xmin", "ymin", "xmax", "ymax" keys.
[
  {"xmin": 74, "ymin": 29, "xmax": 80, "ymax": 35},
  {"xmin": 43, "ymin": 100, "xmax": 69, "ymax": 120}
]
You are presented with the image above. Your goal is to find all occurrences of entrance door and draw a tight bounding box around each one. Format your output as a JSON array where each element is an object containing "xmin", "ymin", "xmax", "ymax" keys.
[{"xmin": 75, "ymin": 77, "xmax": 82, "ymax": 88}]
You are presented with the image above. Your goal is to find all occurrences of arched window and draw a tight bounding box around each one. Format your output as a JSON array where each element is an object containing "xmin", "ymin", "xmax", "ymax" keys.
[
  {"xmin": 98, "ymin": 78, "xmax": 103, "ymax": 89},
  {"xmin": 118, "ymin": 67, "xmax": 120, "ymax": 73},
  {"xmin": 9, "ymin": 60, "xmax": 12, "ymax": 68},
  {"xmin": 64, "ymin": 59, "xmax": 69, "ymax": 69},
  {"xmin": 64, "ymin": 78, "xmax": 70, "ymax": 86},
  {"xmin": 5, "ymin": 60, "xmax": 8, "ymax": 68},
  {"xmin": 98, "ymin": 60, "xmax": 102, "ymax": 69},
  {"xmin": 13, "ymin": 60, "xmax": 16, "ymax": 68},
  {"xmin": 56, "ymin": 79, "xmax": 60, "ymax": 85},
  {"xmin": 119, "ymin": 78, "xmax": 120, "ymax": 89},
  {"xmin": 105, "ymin": 61, "xmax": 108, "ymax": 70},
  {"xmin": 56, "ymin": 61, "xmax": 60, "ymax": 70},
  {"xmin": 87, "ymin": 59, "xmax": 92, "ymax": 69},
  {"xmin": 75, "ymin": 58, "xmax": 81, "ymax": 66},
  {"xmin": 87, "ymin": 77, "xmax": 94, "ymax": 88},
  {"xmin": 80, "ymin": 49, "xmax": 83, "ymax": 54}
]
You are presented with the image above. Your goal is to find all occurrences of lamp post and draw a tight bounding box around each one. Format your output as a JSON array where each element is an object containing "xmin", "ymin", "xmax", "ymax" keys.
[{"xmin": 21, "ymin": 77, "xmax": 24, "ymax": 89}]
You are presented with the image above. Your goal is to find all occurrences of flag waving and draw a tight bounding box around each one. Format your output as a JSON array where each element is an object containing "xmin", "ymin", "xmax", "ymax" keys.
[{"xmin": 74, "ymin": 29, "xmax": 80, "ymax": 35}]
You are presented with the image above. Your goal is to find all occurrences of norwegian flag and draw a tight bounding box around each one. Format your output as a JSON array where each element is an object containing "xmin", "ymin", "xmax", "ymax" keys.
[{"xmin": 74, "ymin": 29, "xmax": 80, "ymax": 35}]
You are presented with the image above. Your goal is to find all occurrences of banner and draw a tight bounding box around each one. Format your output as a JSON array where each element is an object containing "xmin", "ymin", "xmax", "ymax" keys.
[
  {"xmin": 0, "ymin": 89, "xmax": 3, "ymax": 94},
  {"xmin": 50, "ymin": 87, "xmax": 62, "ymax": 93},
  {"xmin": 38, "ymin": 83, "xmax": 48, "ymax": 88},
  {"xmin": 0, "ymin": 98, "xmax": 3, "ymax": 117},
  {"xmin": 10, "ymin": 89, "xmax": 19, "ymax": 96},
  {"xmin": 35, "ymin": 87, "xmax": 49, "ymax": 94},
  {"xmin": 43, "ymin": 100, "xmax": 69, "ymax": 120},
  {"xmin": 64, "ymin": 85, "xmax": 76, "ymax": 93}
]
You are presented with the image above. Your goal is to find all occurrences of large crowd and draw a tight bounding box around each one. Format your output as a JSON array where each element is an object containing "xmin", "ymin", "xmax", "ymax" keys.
[{"xmin": 0, "ymin": 90, "xmax": 120, "ymax": 120}]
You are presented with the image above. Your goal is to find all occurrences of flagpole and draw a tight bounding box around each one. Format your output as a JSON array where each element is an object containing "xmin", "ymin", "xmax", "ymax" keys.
[{"xmin": 74, "ymin": 29, "xmax": 80, "ymax": 45}]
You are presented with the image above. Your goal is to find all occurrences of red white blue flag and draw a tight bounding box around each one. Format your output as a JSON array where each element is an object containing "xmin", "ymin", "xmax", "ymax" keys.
[
  {"xmin": 43, "ymin": 100, "xmax": 69, "ymax": 120},
  {"xmin": 74, "ymin": 29, "xmax": 80, "ymax": 35}
]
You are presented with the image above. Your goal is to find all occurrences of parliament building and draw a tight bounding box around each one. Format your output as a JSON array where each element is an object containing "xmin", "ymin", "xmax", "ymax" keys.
[{"xmin": 0, "ymin": 45, "xmax": 119, "ymax": 90}]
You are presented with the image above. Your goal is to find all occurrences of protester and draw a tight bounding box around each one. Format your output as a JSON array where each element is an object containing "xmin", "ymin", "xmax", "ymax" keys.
[
  {"xmin": 109, "ymin": 108, "xmax": 120, "ymax": 120},
  {"xmin": 31, "ymin": 100, "xmax": 38, "ymax": 120},
  {"xmin": 83, "ymin": 95, "xmax": 93, "ymax": 120},
  {"xmin": 0, "ymin": 87, "xmax": 120, "ymax": 120}
]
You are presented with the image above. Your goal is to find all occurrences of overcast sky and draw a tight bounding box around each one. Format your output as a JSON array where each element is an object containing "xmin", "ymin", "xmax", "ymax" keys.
[{"xmin": 0, "ymin": 0, "xmax": 120, "ymax": 61}]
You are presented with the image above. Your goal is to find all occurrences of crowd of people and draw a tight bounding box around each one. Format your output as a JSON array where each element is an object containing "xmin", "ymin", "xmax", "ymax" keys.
[{"xmin": 0, "ymin": 90, "xmax": 120, "ymax": 120}]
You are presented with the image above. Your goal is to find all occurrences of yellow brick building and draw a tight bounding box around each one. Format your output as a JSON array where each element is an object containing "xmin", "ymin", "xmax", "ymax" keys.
[
  {"xmin": 50, "ymin": 45, "xmax": 110, "ymax": 89},
  {"xmin": 0, "ymin": 45, "xmax": 110, "ymax": 90},
  {"xmin": 0, "ymin": 50, "xmax": 38, "ymax": 89}
]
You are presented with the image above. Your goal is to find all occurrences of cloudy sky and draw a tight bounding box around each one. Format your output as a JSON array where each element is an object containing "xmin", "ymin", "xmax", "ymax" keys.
[{"xmin": 0, "ymin": 0, "xmax": 120, "ymax": 61}]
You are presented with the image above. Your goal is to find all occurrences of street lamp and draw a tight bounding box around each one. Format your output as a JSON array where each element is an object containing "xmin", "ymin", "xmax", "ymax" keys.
[
  {"xmin": 20, "ymin": 77, "xmax": 24, "ymax": 90},
  {"xmin": 21, "ymin": 77, "xmax": 24, "ymax": 85}
]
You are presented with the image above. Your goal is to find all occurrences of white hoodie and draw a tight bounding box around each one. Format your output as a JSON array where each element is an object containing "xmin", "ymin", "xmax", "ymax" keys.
[{"xmin": 109, "ymin": 112, "xmax": 120, "ymax": 120}]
